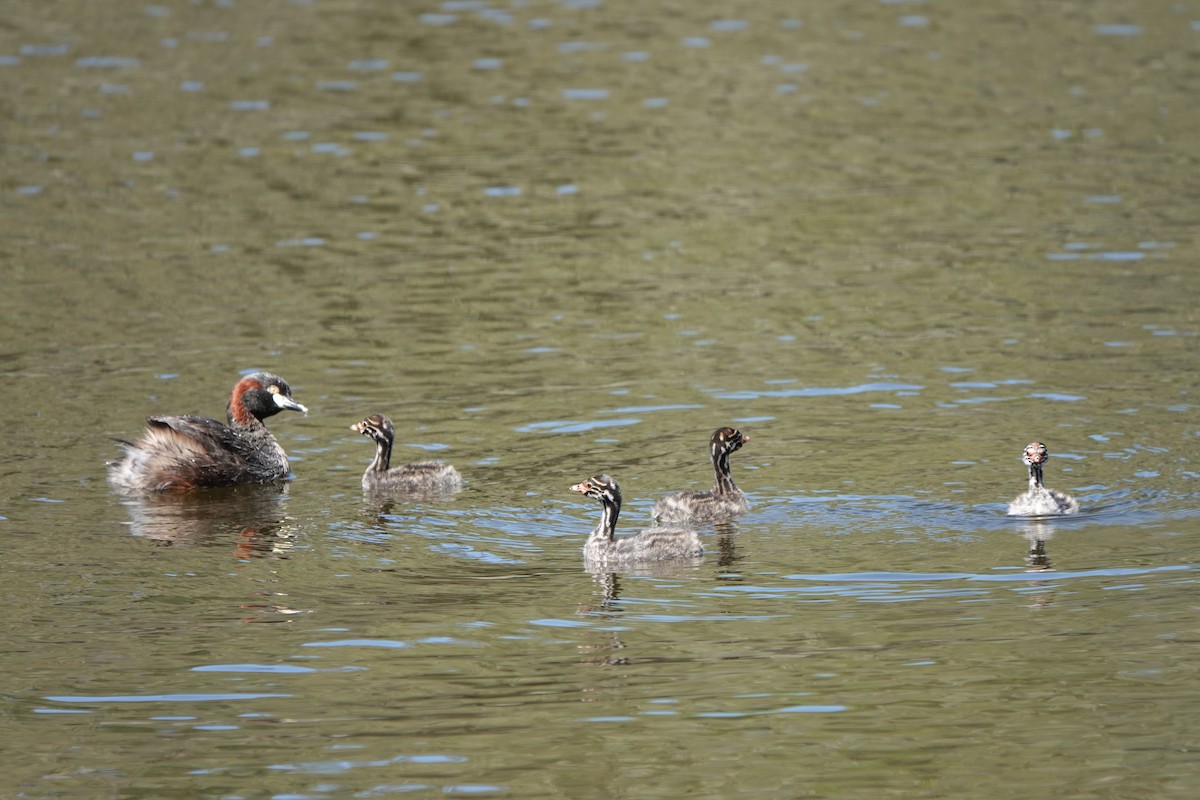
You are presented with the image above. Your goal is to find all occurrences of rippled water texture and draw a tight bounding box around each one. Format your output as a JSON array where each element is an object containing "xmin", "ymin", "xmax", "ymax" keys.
[{"xmin": 2, "ymin": 0, "xmax": 1200, "ymax": 797}]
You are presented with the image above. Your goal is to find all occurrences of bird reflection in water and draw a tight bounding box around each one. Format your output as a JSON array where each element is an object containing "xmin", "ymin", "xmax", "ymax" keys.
[
  {"xmin": 582, "ymin": 556, "xmax": 704, "ymax": 586},
  {"xmin": 576, "ymin": 572, "xmax": 631, "ymax": 673},
  {"xmin": 575, "ymin": 560, "xmax": 704, "ymax": 676},
  {"xmin": 1014, "ymin": 520, "xmax": 1061, "ymax": 610},
  {"xmin": 1017, "ymin": 521, "xmax": 1056, "ymax": 572},
  {"xmin": 357, "ymin": 489, "xmax": 460, "ymax": 527},
  {"xmin": 116, "ymin": 482, "xmax": 297, "ymax": 558},
  {"xmin": 711, "ymin": 520, "xmax": 745, "ymax": 576}
]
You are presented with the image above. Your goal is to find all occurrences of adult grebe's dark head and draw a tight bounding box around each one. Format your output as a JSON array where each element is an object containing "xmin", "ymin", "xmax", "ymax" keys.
[{"xmin": 228, "ymin": 372, "xmax": 308, "ymax": 426}]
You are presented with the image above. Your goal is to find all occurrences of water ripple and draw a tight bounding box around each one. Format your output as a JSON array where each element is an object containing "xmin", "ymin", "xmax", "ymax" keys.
[
  {"xmin": 1094, "ymin": 24, "xmax": 1141, "ymax": 36},
  {"xmin": 269, "ymin": 753, "xmax": 467, "ymax": 775},
  {"xmin": 46, "ymin": 693, "xmax": 291, "ymax": 704},
  {"xmin": 76, "ymin": 56, "xmax": 141, "ymax": 68},
  {"xmin": 516, "ymin": 418, "xmax": 641, "ymax": 434},
  {"xmin": 191, "ymin": 663, "xmax": 365, "ymax": 674},
  {"xmin": 760, "ymin": 564, "xmax": 1196, "ymax": 586},
  {"xmin": 714, "ymin": 382, "xmax": 923, "ymax": 400},
  {"xmin": 303, "ymin": 639, "xmax": 409, "ymax": 649},
  {"xmin": 562, "ymin": 88, "xmax": 609, "ymax": 100},
  {"xmin": 600, "ymin": 404, "xmax": 702, "ymax": 414}
]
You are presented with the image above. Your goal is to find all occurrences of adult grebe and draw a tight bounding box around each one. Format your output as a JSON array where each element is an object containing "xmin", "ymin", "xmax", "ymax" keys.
[{"xmin": 108, "ymin": 372, "xmax": 307, "ymax": 493}]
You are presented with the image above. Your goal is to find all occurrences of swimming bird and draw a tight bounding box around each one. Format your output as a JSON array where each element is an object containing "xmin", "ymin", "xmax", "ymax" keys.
[
  {"xmin": 571, "ymin": 474, "xmax": 703, "ymax": 563},
  {"xmin": 351, "ymin": 413, "xmax": 462, "ymax": 494},
  {"xmin": 1007, "ymin": 441, "xmax": 1079, "ymax": 516},
  {"xmin": 108, "ymin": 372, "xmax": 307, "ymax": 493},
  {"xmin": 652, "ymin": 426, "xmax": 751, "ymax": 523}
]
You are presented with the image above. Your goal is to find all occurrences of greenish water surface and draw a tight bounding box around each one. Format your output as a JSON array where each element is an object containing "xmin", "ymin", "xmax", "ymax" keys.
[{"xmin": 2, "ymin": 1, "xmax": 1199, "ymax": 797}]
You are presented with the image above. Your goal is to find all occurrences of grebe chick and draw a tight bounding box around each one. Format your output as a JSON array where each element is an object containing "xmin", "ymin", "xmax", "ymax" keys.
[
  {"xmin": 108, "ymin": 372, "xmax": 307, "ymax": 493},
  {"xmin": 351, "ymin": 414, "xmax": 462, "ymax": 494},
  {"xmin": 571, "ymin": 474, "xmax": 703, "ymax": 563},
  {"xmin": 1007, "ymin": 441, "xmax": 1079, "ymax": 516},
  {"xmin": 652, "ymin": 427, "xmax": 751, "ymax": 523}
]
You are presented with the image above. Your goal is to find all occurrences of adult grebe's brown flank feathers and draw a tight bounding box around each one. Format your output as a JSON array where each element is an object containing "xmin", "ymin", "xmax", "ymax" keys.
[
  {"xmin": 1007, "ymin": 441, "xmax": 1079, "ymax": 516},
  {"xmin": 652, "ymin": 426, "xmax": 751, "ymax": 523},
  {"xmin": 108, "ymin": 372, "xmax": 307, "ymax": 493},
  {"xmin": 351, "ymin": 413, "xmax": 462, "ymax": 495},
  {"xmin": 571, "ymin": 474, "xmax": 703, "ymax": 563}
]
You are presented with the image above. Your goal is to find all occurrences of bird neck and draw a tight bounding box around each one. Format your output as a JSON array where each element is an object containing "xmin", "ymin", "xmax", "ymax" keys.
[
  {"xmin": 711, "ymin": 446, "xmax": 738, "ymax": 495},
  {"xmin": 227, "ymin": 377, "xmax": 265, "ymax": 428},
  {"xmin": 368, "ymin": 436, "xmax": 393, "ymax": 474},
  {"xmin": 589, "ymin": 494, "xmax": 621, "ymax": 543},
  {"xmin": 1027, "ymin": 462, "xmax": 1044, "ymax": 491},
  {"xmin": 228, "ymin": 400, "xmax": 266, "ymax": 430}
]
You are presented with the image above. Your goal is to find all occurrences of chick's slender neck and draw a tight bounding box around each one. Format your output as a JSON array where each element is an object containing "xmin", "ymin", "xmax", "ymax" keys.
[
  {"xmin": 367, "ymin": 430, "xmax": 393, "ymax": 474},
  {"xmin": 712, "ymin": 443, "xmax": 738, "ymax": 495},
  {"xmin": 593, "ymin": 491, "xmax": 620, "ymax": 541},
  {"xmin": 1027, "ymin": 460, "xmax": 1044, "ymax": 492}
]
